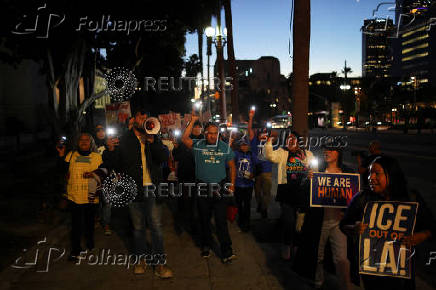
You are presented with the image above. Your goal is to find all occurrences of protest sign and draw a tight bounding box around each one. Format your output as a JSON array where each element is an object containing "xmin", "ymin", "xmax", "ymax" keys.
[
  {"xmin": 359, "ymin": 201, "xmax": 418, "ymax": 279},
  {"xmin": 105, "ymin": 101, "xmax": 131, "ymax": 126},
  {"xmin": 158, "ymin": 111, "xmax": 181, "ymax": 130},
  {"xmin": 310, "ymin": 172, "xmax": 360, "ymax": 208}
]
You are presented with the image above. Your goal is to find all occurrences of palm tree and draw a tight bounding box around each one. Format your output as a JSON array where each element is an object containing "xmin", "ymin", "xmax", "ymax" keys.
[
  {"xmin": 342, "ymin": 60, "xmax": 352, "ymax": 80},
  {"xmin": 224, "ymin": 0, "xmax": 239, "ymax": 122},
  {"xmin": 291, "ymin": 0, "xmax": 311, "ymax": 136}
]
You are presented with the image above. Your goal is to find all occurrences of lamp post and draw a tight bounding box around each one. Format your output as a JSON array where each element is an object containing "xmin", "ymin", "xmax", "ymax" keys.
[
  {"xmin": 206, "ymin": 26, "xmax": 227, "ymax": 122},
  {"xmin": 206, "ymin": 32, "xmax": 212, "ymax": 115}
]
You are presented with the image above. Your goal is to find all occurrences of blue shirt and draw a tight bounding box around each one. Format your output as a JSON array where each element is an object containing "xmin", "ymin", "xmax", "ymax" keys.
[
  {"xmin": 234, "ymin": 150, "xmax": 257, "ymax": 188},
  {"xmin": 193, "ymin": 139, "xmax": 235, "ymax": 183},
  {"xmin": 250, "ymin": 138, "xmax": 272, "ymax": 173}
]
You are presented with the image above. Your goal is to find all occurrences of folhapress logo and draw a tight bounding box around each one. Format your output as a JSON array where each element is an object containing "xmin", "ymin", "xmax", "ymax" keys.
[
  {"xmin": 12, "ymin": 3, "xmax": 65, "ymax": 39},
  {"xmin": 11, "ymin": 237, "xmax": 65, "ymax": 272}
]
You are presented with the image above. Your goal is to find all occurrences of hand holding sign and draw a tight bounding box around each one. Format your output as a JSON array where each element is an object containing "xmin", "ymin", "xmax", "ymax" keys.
[{"xmin": 359, "ymin": 201, "xmax": 418, "ymax": 279}]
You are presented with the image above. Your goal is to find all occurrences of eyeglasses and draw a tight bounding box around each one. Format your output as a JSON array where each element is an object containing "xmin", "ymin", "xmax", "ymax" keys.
[{"xmin": 96, "ymin": 127, "xmax": 105, "ymax": 132}]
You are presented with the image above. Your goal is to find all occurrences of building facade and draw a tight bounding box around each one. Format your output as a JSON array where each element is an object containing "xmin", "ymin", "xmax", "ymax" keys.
[
  {"xmin": 215, "ymin": 56, "xmax": 289, "ymax": 121},
  {"xmin": 362, "ymin": 18, "xmax": 394, "ymax": 78}
]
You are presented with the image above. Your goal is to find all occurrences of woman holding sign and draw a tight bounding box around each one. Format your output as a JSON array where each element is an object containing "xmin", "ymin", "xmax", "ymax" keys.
[
  {"xmin": 294, "ymin": 145, "xmax": 353, "ymax": 290},
  {"xmin": 264, "ymin": 132, "xmax": 317, "ymax": 260},
  {"xmin": 340, "ymin": 156, "xmax": 436, "ymax": 290}
]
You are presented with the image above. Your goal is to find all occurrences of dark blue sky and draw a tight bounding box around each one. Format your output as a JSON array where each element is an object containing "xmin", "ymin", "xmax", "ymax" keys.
[{"xmin": 185, "ymin": 0, "xmax": 396, "ymax": 78}]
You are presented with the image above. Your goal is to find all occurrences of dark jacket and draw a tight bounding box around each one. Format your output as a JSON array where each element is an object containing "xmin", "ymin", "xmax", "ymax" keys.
[
  {"xmin": 102, "ymin": 130, "xmax": 168, "ymax": 202},
  {"xmin": 339, "ymin": 188, "xmax": 436, "ymax": 289},
  {"xmin": 293, "ymin": 165, "xmax": 355, "ymax": 282}
]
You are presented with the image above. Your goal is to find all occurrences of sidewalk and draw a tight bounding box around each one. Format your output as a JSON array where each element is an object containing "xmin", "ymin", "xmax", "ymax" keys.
[
  {"xmin": 0, "ymin": 204, "xmax": 288, "ymax": 290},
  {"xmin": 1, "ymin": 200, "xmax": 434, "ymax": 290}
]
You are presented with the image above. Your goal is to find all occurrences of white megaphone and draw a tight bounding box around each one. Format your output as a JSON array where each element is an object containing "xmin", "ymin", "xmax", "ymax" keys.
[{"xmin": 143, "ymin": 117, "xmax": 161, "ymax": 135}]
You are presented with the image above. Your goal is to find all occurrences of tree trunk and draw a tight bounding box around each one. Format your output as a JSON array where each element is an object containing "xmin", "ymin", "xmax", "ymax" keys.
[
  {"xmin": 291, "ymin": 0, "xmax": 311, "ymax": 137},
  {"xmin": 224, "ymin": 0, "xmax": 239, "ymax": 123}
]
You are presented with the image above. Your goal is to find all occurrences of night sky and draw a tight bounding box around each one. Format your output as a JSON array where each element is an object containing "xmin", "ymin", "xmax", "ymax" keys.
[{"xmin": 185, "ymin": 0, "xmax": 396, "ymax": 77}]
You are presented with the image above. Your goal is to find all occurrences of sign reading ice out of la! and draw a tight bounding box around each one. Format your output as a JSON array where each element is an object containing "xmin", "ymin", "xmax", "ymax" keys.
[
  {"xmin": 310, "ymin": 172, "xmax": 360, "ymax": 208},
  {"xmin": 359, "ymin": 201, "xmax": 418, "ymax": 279}
]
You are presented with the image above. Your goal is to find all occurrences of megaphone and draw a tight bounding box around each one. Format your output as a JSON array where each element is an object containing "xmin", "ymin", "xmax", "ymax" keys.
[{"xmin": 143, "ymin": 117, "xmax": 161, "ymax": 135}]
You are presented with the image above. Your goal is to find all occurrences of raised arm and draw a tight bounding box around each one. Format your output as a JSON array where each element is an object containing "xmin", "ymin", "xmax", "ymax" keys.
[
  {"xmin": 264, "ymin": 137, "xmax": 282, "ymax": 163},
  {"xmin": 248, "ymin": 109, "xmax": 255, "ymax": 141},
  {"xmin": 181, "ymin": 113, "xmax": 199, "ymax": 149}
]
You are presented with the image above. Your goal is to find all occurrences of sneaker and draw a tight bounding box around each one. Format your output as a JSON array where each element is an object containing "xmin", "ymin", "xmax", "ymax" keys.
[
  {"xmin": 221, "ymin": 253, "xmax": 237, "ymax": 264},
  {"xmin": 201, "ymin": 249, "xmax": 210, "ymax": 258},
  {"xmin": 154, "ymin": 265, "xmax": 173, "ymax": 279},
  {"xmin": 133, "ymin": 260, "xmax": 147, "ymax": 275},
  {"xmin": 104, "ymin": 225, "xmax": 112, "ymax": 236}
]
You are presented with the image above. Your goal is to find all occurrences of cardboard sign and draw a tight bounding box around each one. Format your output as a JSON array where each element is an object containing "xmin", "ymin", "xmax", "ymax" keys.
[
  {"xmin": 105, "ymin": 101, "xmax": 131, "ymax": 126},
  {"xmin": 158, "ymin": 111, "xmax": 181, "ymax": 129},
  {"xmin": 359, "ymin": 201, "xmax": 418, "ymax": 279},
  {"xmin": 310, "ymin": 172, "xmax": 360, "ymax": 208}
]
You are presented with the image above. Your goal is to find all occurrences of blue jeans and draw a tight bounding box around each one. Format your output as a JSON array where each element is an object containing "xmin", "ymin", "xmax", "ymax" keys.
[
  {"xmin": 100, "ymin": 200, "xmax": 111, "ymax": 227},
  {"xmin": 128, "ymin": 189, "xmax": 164, "ymax": 256}
]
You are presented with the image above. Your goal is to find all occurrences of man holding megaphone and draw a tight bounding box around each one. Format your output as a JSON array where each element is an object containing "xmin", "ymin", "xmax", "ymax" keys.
[{"xmin": 103, "ymin": 107, "xmax": 173, "ymax": 278}]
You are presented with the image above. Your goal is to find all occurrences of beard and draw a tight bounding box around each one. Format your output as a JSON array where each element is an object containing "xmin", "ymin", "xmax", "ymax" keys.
[{"xmin": 134, "ymin": 122, "xmax": 145, "ymax": 133}]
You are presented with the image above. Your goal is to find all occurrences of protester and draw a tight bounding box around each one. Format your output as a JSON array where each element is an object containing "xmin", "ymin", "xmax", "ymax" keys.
[
  {"xmin": 358, "ymin": 140, "xmax": 382, "ymax": 189},
  {"xmin": 94, "ymin": 124, "xmax": 112, "ymax": 236},
  {"xmin": 103, "ymin": 108, "xmax": 173, "ymax": 278},
  {"xmin": 264, "ymin": 132, "xmax": 317, "ymax": 260},
  {"xmin": 294, "ymin": 145, "xmax": 352, "ymax": 290},
  {"xmin": 234, "ymin": 138, "xmax": 257, "ymax": 232},
  {"xmin": 340, "ymin": 156, "xmax": 436, "ymax": 290},
  {"xmin": 172, "ymin": 122, "xmax": 203, "ymax": 235},
  {"xmin": 181, "ymin": 113, "xmax": 237, "ymax": 263},
  {"xmin": 248, "ymin": 110, "xmax": 272, "ymax": 219},
  {"xmin": 56, "ymin": 133, "xmax": 103, "ymax": 261}
]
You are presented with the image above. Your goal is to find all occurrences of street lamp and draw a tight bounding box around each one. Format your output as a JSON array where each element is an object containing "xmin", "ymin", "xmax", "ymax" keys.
[{"xmin": 206, "ymin": 25, "xmax": 227, "ymax": 122}]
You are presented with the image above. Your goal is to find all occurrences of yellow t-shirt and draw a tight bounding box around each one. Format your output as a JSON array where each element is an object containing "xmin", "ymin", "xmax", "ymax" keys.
[
  {"xmin": 65, "ymin": 151, "xmax": 103, "ymax": 204},
  {"xmin": 136, "ymin": 136, "xmax": 152, "ymax": 186}
]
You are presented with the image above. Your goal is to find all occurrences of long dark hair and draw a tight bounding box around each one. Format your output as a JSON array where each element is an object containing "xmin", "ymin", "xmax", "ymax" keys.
[
  {"xmin": 319, "ymin": 148, "xmax": 343, "ymax": 171},
  {"xmin": 370, "ymin": 156, "xmax": 408, "ymax": 199}
]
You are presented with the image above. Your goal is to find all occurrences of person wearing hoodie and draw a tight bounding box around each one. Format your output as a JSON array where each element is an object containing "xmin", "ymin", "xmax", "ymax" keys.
[
  {"xmin": 56, "ymin": 133, "xmax": 103, "ymax": 261},
  {"xmin": 233, "ymin": 138, "xmax": 257, "ymax": 232},
  {"xmin": 264, "ymin": 132, "xmax": 317, "ymax": 260},
  {"xmin": 94, "ymin": 124, "xmax": 113, "ymax": 236}
]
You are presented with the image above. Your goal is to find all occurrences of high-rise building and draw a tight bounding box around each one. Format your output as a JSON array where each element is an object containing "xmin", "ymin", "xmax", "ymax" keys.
[
  {"xmin": 362, "ymin": 18, "xmax": 394, "ymax": 78},
  {"xmin": 392, "ymin": 0, "xmax": 435, "ymax": 87}
]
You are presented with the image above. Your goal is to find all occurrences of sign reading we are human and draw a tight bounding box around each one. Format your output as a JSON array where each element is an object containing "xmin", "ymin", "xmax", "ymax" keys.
[
  {"xmin": 310, "ymin": 172, "xmax": 360, "ymax": 208},
  {"xmin": 359, "ymin": 201, "xmax": 418, "ymax": 279}
]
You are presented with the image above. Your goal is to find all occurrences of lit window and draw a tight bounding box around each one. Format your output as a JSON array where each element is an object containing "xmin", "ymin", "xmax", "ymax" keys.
[
  {"xmin": 402, "ymin": 52, "xmax": 429, "ymax": 62},
  {"xmin": 402, "ymin": 42, "xmax": 429, "ymax": 54}
]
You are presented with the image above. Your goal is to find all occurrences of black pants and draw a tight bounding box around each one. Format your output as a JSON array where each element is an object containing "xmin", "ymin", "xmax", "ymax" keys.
[
  {"xmin": 235, "ymin": 186, "xmax": 253, "ymax": 229},
  {"xmin": 281, "ymin": 203, "xmax": 296, "ymax": 246},
  {"xmin": 197, "ymin": 195, "xmax": 232, "ymax": 257},
  {"xmin": 70, "ymin": 202, "xmax": 97, "ymax": 255},
  {"xmin": 176, "ymin": 180, "xmax": 199, "ymax": 234}
]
